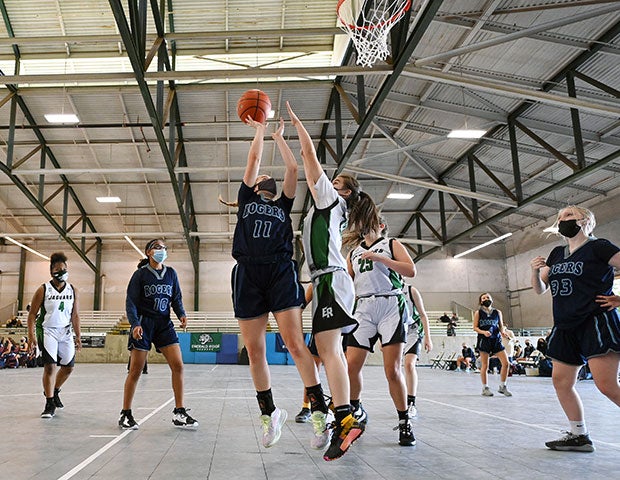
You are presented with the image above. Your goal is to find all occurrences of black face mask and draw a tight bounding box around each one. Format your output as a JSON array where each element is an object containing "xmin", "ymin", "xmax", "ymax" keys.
[
  {"xmin": 481, "ymin": 300, "xmax": 492, "ymax": 308},
  {"xmin": 558, "ymin": 219, "xmax": 581, "ymax": 238},
  {"xmin": 53, "ymin": 270, "xmax": 68, "ymax": 281},
  {"xmin": 256, "ymin": 177, "xmax": 277, "ymax": 196}
]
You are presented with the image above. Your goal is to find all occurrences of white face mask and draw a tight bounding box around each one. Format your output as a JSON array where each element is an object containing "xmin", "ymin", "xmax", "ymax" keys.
[{"xmin": 53, "ymin": 270, "xmax": 68, "ymax": 282}]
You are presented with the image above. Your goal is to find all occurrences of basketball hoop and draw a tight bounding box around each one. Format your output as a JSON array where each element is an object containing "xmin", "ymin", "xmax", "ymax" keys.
[{"xmin": 337, "ymin": 0, "xmax": 412, "ymax": 67}]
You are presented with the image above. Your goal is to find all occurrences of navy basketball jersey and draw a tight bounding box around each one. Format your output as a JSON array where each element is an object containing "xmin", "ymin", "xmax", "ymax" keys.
[
  {"xmin": 477, "ymin": 308, "xmax": 500, "ymax": 337},
  {"xmin": 546, "ymin": 238, "xmax": 619, "ymax": 329},
  {"xmin": 232, "ymin": 182, "xmax": 294, "ymax": 261}
]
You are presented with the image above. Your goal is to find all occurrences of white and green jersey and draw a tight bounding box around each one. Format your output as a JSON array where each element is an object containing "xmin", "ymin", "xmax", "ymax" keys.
[
  {"xmin": 37, "ymin": 281, "xmax": 75, "ymax": 329},
  {"xmin": 405, "ymin": 285, "xmax": 424, "ymax": 334},
  {"xmin": 350, "ymin": 237, "xmax": 405, "ymax": 297},
  {"xmin": 302, "ymin": 173, "xmax": 349, "ymax": 276}
]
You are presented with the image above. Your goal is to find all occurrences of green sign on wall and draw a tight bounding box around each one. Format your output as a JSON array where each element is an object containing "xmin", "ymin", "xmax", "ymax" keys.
[{"xmin": 190, "ymin": 333, "xmax": 222, "ymax": 352}]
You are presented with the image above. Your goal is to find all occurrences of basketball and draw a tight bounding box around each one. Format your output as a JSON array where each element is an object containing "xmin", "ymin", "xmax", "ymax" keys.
[{"xmin": 237, "ymin": 89, "xmax": 271, "ymax": 124}]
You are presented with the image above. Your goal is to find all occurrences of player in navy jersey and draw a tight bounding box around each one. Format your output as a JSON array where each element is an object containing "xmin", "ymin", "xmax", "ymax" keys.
[
  {"xmin": 119, "ymin": 239, "xmax": 198, "ymax": 431},
  {"xmin": 346, "ymin": 219, "xmax": 417, "ymax": 446},
  {"xmin": 531, "ymin": 205, "xmax": 620, "ymax": 452},
  {"xmin": 231, "ymin": 117, "xmax": 330, "ymax": 450},
  {"xmin": 473, "ymin": 293, "xmax": 512, "ymax": 397},
  {"xmin": 286, "ymin": 102, "xmax": 365, "ymax": 461},
  {"xmin": 27, "ymin": 252, "xmax": 82, "ymax": 418}
]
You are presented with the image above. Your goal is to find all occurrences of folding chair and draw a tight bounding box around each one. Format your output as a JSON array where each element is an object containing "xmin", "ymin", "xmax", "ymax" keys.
[
  {"xmin": 441, "ymin": 352, "xmax": 458, "ymax": 370},
  {"xmin": 430, "ymin": 351, "xmax": 445, "ymax": 369}
]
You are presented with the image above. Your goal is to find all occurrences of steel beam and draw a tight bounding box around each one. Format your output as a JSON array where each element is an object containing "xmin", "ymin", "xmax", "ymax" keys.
[{"xmin": 108, "ymin": 0, "xmax": 199, "ymax": 273}]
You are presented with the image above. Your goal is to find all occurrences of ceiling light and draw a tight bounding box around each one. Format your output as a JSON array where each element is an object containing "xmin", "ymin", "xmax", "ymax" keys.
[
  {"xmin": 453, "ymin": 233, "xmax": 512, "ymax": 259},
  {"xmin": 387, "ymin": 192, "xmax": 414, "ymax": 200},
  {"xmin": 124, "ymin": 235, "xmax": 147, "ymax": 258},
  {"xmin": 543, "ymin": 226, "xmax": 557, "ymax": 233},
  {"xmin": 44, "ymin": 114, "xmax": 79, "ymax": 124},
  {"xmin": 267, "ymin": 110, "xmax": 276, "ymax": 119},
  {"xmin": 4, "ymin": 236, "xmax": 50, "ymax": 260},
  {"xmin": 447, "ymin": 129, "xmax": 487, "ymax": 139},
  {"xmin": 96, "ymin": 196, "xmax": 122, "ymax": 203}
]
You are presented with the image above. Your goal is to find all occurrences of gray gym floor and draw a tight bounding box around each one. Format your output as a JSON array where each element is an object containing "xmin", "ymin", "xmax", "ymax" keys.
[{"xmin": 2, "ymin": 364, "xmax": 618, "ymax": 479}]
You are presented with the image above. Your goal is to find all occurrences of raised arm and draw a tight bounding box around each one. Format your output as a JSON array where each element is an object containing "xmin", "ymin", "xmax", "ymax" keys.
[
  {"xmin": 271, "ymin": 117, "xmax": 298, "ymax": 199},
  {"xmin": 242, "ymin": 118, "xmax": 267, "ymax": 187},
  {"xmin": 530, "ymin": 256, "xmax": 550, "ymax": 294},
  {"xmin": 286, "ymin": 102, "xmax": 323, "ymax": 198}
]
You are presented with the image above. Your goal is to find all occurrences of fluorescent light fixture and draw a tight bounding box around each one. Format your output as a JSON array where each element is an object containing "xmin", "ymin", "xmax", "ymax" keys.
[
  {"xmin": 447, "ymin": 129, "xmax": 487, "ymax": 139},
  {"xmin": 453, "ymin": 232, "xmax": 513, "ymax": 259},
  {"xmin": 543, "ymin": 226, "xmax": 558, "ymax": 233},
  {"xmin": 96, "ymin": 196, "xmax": 122, "ymax": 203},
  {"xmin": 4, "ymin": 236, "xmax": 49, "ymax": 260},
  {"xmin": 44, "ymin": 113, "xmax": 79, "ymax": 124},
  {"xmin": 267, "ymin": 110, "xmax": 276, "ymax": 119},
  {"xmin": 387, "ymin": 192, "xmax": 414, "ymax": 200},
  {"xmin": 124, "ymin": 235, "xmax": 147, "ymax": 258}
]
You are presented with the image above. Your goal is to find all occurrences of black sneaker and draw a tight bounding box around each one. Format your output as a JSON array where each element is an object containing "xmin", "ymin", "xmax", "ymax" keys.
[
  {"xmin": 295, "ymin": 407, "xmax": 311, "ymax": 423},
  {"xmin": 41, "ymin": 401, "xmax": 56, "ymax": 419},
  {"xmin": 323, "ymin": 414, "xmax": 364, "ymax": 461},
  {"xmin": 119, "ymin": 409, "xmax": 139, "ymax": 430},
  {"xmin": 545, "ymin": 432, "xmax": 594, "ymax": 452},
  {"xmin": 395, "ymin": 419, "xmax": 416, "ymax": 446},
  {"xmin": 352, "ymin": 403, "xmax": 368, "ymax": 427},
  {"xmin": 172, "ymin": 407, "xmax": 199, "ymax": 429},
  {"xmin": 53, "ymin": 388, "xmax": 64, "ymax": 409}
]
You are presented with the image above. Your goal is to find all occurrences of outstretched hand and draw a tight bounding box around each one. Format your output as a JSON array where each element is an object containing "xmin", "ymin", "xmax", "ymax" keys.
[
  {"xmin": 286, "ymin": 101, "xmax": 300, "ymax": 126},
  {"xmin": 245, "ymin": 116, "xmax": 267, "ymax": 131},
  {"xmin": 271, "ymin": 117, "xmax": 285, "ymax": 140}
]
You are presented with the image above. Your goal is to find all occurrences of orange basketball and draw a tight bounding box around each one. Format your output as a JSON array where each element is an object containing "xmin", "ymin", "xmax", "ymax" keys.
[{"xmin": 237, "ymin": 89, "xmax": 271, "ymax": 124}]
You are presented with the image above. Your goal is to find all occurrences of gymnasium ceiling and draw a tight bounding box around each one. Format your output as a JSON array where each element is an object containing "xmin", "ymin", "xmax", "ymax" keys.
[{"xmin": 0, "ymin": 0, "xmax": 619, "ymax": 273}]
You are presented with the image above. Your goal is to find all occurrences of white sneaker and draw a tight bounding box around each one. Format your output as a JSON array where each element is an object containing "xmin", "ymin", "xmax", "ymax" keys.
[
  {"xmin": 260, "ymin": 407, "xmax": 287, "ymax": 448},
  {"xmin": 498, "ymin": 385, "xmax": 512, "ymax": 397},
  {"xmin": 481, "ymin": 386, "xmax": 494, "ymax": 397},
  {"xmin": 310, "ymin": 411, "xmax": 330, "ymax": 449},
  {"xmin": 408, "ymin": 403, "xmax": 418, "ymax": 418}
]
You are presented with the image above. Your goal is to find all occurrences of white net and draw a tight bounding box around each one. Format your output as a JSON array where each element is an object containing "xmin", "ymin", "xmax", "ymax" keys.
[{"xmin": 337, "ymin": 0, "xmax": 412, "ymax": 67}]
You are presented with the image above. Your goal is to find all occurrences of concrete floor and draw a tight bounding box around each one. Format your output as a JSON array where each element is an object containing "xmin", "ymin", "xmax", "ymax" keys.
[{"xmin": 2, "ymin": 363, "xmax": 618, "ymax": 479}]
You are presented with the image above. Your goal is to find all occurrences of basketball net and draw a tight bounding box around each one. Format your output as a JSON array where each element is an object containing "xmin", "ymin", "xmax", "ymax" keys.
[{"xmin": 337, "ymin": 0, "xmax": 412, "ymax": 67}]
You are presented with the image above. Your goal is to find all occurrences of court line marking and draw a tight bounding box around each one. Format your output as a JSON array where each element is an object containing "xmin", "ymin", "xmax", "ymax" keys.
[
  {"xmin": 58, "ymin": 396, "xmax": 175, "ymax": 480},
  {"xmin": 422, "ymin": 397, "xmax": 620, "ymax": 449}
]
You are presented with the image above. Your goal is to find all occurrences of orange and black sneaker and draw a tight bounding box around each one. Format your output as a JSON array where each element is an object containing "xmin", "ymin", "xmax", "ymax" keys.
[{"xmin": 323, "ymin": 413, "xmax": 364, "ymax": 461}]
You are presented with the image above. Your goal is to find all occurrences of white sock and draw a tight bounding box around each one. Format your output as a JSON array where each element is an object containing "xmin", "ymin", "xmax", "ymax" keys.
[
  {"xmin": 570, "ymin": 420, "xmax": 587, "ymax": 436},
  {"xmin": 499, "ymin": 382, "xmax": 506, "ymax": 387},
  {"xmin": 483, "ymin": 384, "xmax": 489, "ymax": 389}
]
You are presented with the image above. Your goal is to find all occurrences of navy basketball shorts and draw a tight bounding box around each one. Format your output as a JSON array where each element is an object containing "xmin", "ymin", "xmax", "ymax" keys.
[
  {"xmin": 476, "ymin": 334, "xmax": 504, "ymax": 355},
  {"xmin": 128, "ymin": 316, "xmax": 179, "ymax": 352},
  {"xmin": 547, "ymin": 309, "xmax": 620, "ymax": 366},
  {"xmin": 231, "ymin": 260, "xmax": 304, "ymax": 319}
]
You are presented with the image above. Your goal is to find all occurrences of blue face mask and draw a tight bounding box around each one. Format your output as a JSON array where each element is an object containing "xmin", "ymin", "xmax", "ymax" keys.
[{"xmin": 152, "ymin": 250, "xmax": 167, "ymax": 264}]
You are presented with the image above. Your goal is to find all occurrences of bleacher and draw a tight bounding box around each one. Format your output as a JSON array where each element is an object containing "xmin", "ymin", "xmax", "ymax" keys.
[
  {"xmin": 3, "ymin": 310, "xmax": 475, "ymax": 336},
  {"xmin": 425, "ymin": 311, "xmax": 475, "ymax": 336}
]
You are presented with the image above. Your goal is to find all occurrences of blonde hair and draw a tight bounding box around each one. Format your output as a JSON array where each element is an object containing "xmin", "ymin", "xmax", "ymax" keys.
[
  {"xmin": 218, "ymin": 194, "xmax": 238, "ymax": 208},
  {"xmin": 551, "ymin": 205, "xmax": 596, "ymax": 236}
]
